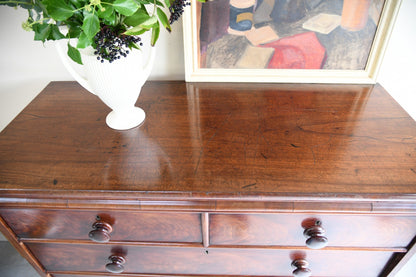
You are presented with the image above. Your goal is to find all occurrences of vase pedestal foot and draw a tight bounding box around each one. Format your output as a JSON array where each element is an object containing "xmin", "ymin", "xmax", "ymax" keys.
[{"xmin": 106, "ymin": 107, "xmax": 145, "ymax": 130}]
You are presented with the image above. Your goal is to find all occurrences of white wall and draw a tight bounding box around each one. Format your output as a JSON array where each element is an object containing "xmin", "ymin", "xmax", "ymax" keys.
[
  {"xmin": 0, "ymin": 6, "xmax": 186, "ymax": 130},
  {"xmin": 378, "ymin": 0, "xmax": 416, "ymax": 122},
  {"xmin": 0, "ymin": 1, "xmax": 415, "ymax": 275}
]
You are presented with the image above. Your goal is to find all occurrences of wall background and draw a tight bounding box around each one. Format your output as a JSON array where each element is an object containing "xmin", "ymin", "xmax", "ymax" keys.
[
  {"xmin": 0, "ymin": 3, "xmax": 186, "ymax": 131},
  {"xmin": 0, "ymin": 0, "xmax": 415, "ymax": 275}
]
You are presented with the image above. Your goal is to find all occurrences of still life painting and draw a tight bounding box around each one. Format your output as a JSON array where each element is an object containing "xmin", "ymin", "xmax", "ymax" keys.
[{"xmin": 183, "ymin": 0, "xmax": 401, "ymax": 83}]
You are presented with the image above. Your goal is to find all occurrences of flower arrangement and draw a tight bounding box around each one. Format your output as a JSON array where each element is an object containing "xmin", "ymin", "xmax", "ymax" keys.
[{"xmin": 0, "ymin": 0, "xmax": 201, "ymax": 64}]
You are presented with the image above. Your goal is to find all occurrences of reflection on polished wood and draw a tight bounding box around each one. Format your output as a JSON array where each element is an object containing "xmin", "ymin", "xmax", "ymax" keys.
[
  {"xmin": 0, "ymin": 82, "xmax": 415, "ymax": 197},
  {"xmin": 0, "ymin": 209, "xmax": 202, "ymax": 242},
  {"xmin": 0, "ymin": 81, "xmax": 415, "ymax": 277}
]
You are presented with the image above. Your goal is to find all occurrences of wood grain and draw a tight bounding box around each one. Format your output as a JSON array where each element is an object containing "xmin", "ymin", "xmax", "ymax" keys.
[
  {"xmin": 0, "ymin": 81, "xmax": 415, "ymax": 197},
  {"xmin": 26, "ymin": 242, "xmax": 393, "ymax": 276},
  {"xmin": 0, "ymin": 81, "xmax": 415, "ymax": 277},
  {"xmin": 0, "ymin": 209, "xmax": 202, "ymax": 242},
  {"xmin": 209, "ymin": 213, "xmax": 416, "ymax": 248}
]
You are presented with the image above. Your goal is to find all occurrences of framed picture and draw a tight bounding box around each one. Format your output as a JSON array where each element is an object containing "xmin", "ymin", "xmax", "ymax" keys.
[{"xmin": 183, "ymin": 0, "xmax": 402, "ymax": 83}]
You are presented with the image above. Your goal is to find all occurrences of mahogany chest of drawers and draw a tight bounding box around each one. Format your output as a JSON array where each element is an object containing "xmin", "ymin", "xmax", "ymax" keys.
[{"xmin": 1, "ymin": 81, "xmax": 416, "ymax": 277}]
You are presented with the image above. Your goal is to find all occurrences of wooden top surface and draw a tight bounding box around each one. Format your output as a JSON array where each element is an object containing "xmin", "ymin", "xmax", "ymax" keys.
[{"xmin": 0, "ymin": 81, "xmax": 415, "ymax": 202}]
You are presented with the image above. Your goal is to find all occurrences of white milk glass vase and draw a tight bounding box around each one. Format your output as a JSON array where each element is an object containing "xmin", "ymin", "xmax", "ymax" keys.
[{"xmin": 56, "ymin": 38, "xmax": 156, "ymax": 130}]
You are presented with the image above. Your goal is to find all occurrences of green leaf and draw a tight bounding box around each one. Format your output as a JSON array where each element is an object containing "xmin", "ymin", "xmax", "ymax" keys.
[
  {"xmin": 49, "ymin": 24, "xmax": 66, "ymax": 40},
  {"xmin": 68, "ymin": 0, "xmax": 83, "ymax": 9},
  {"xmin": 67, "ymin": 25, "xmax": 82, "ymax": 38},
  {"xmin": 139, "ymin": 15, "xmax": 158, "ymax": 29},
  {"xmin": 157, "ymin": 7, "xmax": 171, "ymax": 32},
  {"xmin": 124, "ymin": 7, "xmax": 150, "ymax": 27},
  {"xmin": 136, "ymin": 0, "xmax": 152, "ymax": 4},
  {"xmin": 103, "ymin": 12, "xmax": 117, "ymax": 26},
  {"xmin": 82, "ymin": 11, "xmax": 100, "ymax": 39},
  {"xmin": 124, "ymin": 15, "xmax": 157, "ymax": 35},
  {"xmin": 130, "ymin": 42, "xmax": 140, "ymax": 50},
  {"xmin": 151, "ymin": 21, "xmax": 160, "ymax": 46},
  {"xmin": 124, "ymin": 25, "xmax": 146, "ymax": 36},
  {"xmin": 34, "ymin": 0, "xmax": 48, "ymax": 14},
  {"xmin": 163, "ymin": 0, "xmax": 171, "ymax": 8},
  {"xmin": 97, "ymin": 4, "xmax": 114, "ymax": 20},
  {"xmin": 155, "ymin": 0, "xmax": 164, "ymax": 6},
  {"xmin": 113, "ymin": 0, "xmax": 139, "ymax": 16},
  {"xmin": 67, "ymin": 42, "xmax": 82, "ymax": 65},
  {"xmin": 33, "ymin": 23, "xmax": 51, "ymax": 42},
  {"xmin": 76, "ymin": 31, "xmax": 91, "ymax": 48},
  {"xmin": 44, "ymin": 0, "xmax": 74, "ymax": 21}
]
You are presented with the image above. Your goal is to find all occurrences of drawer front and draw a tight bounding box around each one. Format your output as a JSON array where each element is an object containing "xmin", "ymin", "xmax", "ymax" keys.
[
  {"xmin": 0, "ymin": 209, "xmax": 201, "ymax": 242},
  {"xmin": 210, "ymin": 213, "xmax": 416, "ymax": 248},
  {"xmin": 27, "ymin": 242, "xmax": 393, "ymax": 276},
  {"xmin": 49, "ymin": 275, "xmax": 110, "ymax": 277}
]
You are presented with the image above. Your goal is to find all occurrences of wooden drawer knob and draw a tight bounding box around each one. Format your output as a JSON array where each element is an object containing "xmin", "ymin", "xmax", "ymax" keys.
[
  {"xmin": 88, "ymin": 220, "xmax": 113, "ymax": 243},
  {"xmin": 105, "ymin": 255, "xmax": 125, "ymax": 274},
  {"xmin": 291, "ymin": 259, "xmax": 312, "ymax": 277},
  {"xmin": 303, "ymin": 220, "xmax": 328, "ymax": 249}
]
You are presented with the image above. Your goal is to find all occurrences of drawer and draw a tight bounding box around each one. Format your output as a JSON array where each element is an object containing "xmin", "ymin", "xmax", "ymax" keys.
[
  {"xmin": 26, "ymin": 242, "xmax": 393, "ymax": 276},
  {"xmin": 210, "ymin": 213, "xmax": 416, "ymax": 248},
  {"xmin": 48, "ymin": 275, "xmax": 115, "ymax": 277},
  {"xmin": 0, "ymin": 209, "xmax": 202, "ymax": 243}
]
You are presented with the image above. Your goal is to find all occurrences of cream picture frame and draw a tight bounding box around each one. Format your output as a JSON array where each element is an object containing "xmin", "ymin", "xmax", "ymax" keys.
[{"xmin": 183, "ymin": 0, "xmax": 402, "ymax": 83}]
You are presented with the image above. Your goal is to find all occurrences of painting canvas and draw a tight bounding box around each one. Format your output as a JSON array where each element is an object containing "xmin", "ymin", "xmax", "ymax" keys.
[{"xmin": 183, "ymin": 0, "xmax": 402, "ymax": 83}]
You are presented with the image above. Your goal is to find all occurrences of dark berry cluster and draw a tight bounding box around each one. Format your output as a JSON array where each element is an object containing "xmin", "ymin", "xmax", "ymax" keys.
[
  {"xmin": 93, "ymin": 26, "xmax": 143, "ymax": 63},
  {"xmin": 169, "ymin": 0, "xmax": 191, "ymax": 24}
]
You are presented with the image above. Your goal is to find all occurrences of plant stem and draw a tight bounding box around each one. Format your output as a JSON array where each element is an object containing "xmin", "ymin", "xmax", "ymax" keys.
[
  {"xmin": 1, "ymin": 1, "xmax": 34, "ymax": 6},
  {"xmin": 152, "ymin": 0, "xmax": 156, "ymax": 16},
  {"xmin": 101, "ymin": 1, "xmax": 113, "ymax": 6},
  {"xmin": 73, "ymin": 6, "xmax": 86, "ymax": 13},
  {"xmin": 28, "ymin": 17, "xmax": 52, "ymax": 26}
]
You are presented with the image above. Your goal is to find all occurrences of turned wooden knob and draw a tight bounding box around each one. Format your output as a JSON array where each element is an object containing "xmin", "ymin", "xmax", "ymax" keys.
[
  {"xmin": 105, "ymin": 255, "xmax": 126, "ymax": 273},
  {"xmin": 303, "ymin": 220, "xmax": 328, "ymax": 249},
  {"xmin": 88, "ymin": 220, "xmax": 113, "ymax": 242},
  {"xmin": 291, "ymin": 259, "xmax": 312, "ymax": 277}
]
